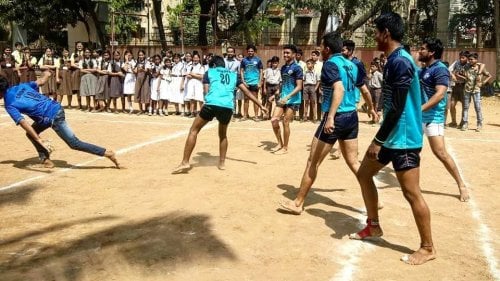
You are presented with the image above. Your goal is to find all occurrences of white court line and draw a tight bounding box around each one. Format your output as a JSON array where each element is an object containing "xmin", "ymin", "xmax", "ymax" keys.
[
  {"xmin": 0, "ymin": 123, "xmax": 216, "ymax": 192},
  {"xmin": 329, "ymin": 176, "xmax": 384, "ymax": 281},
  {"xmin": 447, "ymin": 144, "xmax": 500, "ymax": 280}
]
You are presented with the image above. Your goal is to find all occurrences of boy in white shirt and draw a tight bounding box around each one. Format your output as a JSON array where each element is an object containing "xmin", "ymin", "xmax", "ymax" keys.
[{"xmin": 262, "ymin": 56, "xmax": 281, "ymax": 120}]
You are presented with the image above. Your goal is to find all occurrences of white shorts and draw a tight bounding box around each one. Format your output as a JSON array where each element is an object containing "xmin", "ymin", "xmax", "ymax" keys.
[{"xmin": 423, "ymin": 123, "xmax": 444, "ymax": 137}]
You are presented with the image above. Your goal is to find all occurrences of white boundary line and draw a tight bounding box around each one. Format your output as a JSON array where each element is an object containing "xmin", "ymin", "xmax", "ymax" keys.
[
  {"xmin": 0, "ymin": 124, "xmax": 215, "ymax": 192},
  {"xmin": 447, "ymin": 143, "xmax": 500, "ymax": 280}
]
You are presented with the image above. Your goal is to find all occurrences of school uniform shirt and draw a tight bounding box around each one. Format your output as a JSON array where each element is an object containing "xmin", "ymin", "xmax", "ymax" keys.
[
  {"xmin": 12, "ymin": 50, "xmax": 22, "ymax": 65},
  {"xmin": 321, "ymin": 54, "xmax": 361, "ymax": 113},
  {"xmin": 224, "ymin": 58, "xmax": 240, "ymax": 73},
  {"xmin": 420, "ymin": 60, "xmax": 450, "ymax": 124},
  {"xmin": 368, "ymin": 70, "xmax": 383, "ymax": 89},
  {"xmin": 304, "ymin": 69, "xmax": 320, "ymax": 85},
  {"xmin": 280, "ymin": 61, "xmax": 303, "ymax": 105},
  {"xmin": 4, "ymin": 82, "xmax": 61, "ymax": 126},
  {"xmin": 375, "ymin": 47, "xmax": 422, "ymax": 150},
  {"xmin": 203, "ymin": 66, "xmax": 243, "ymax": 109},
  {"xmin": 240, "ymin": 56, "xmax": 263, "ymax": 86},
  {"xmin": 264, "ymin": 67, "xmax": 281, "ymax": 85},
  {"xmin": 38, "ymin": 56, "xmax": 60, "ymax": 68}
]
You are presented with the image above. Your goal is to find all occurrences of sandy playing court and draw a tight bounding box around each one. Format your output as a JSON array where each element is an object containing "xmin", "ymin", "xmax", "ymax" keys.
[{"xmin": 0, "ymin": 97, "xmax": 499, "ymax": 281}]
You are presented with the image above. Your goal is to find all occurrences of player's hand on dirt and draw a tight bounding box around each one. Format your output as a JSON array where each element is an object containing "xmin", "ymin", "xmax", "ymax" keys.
[
  {"xmin": 40, "ymin": 139, "xmax": 55, "ymax": 154},
  {"xmin": 367, "ymin": 142, "xmax": 381, "ymax": 160}
]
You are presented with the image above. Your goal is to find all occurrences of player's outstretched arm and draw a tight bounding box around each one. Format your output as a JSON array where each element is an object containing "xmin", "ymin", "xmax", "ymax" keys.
[
  {"xmin": 35, "ymin": 71, "xmax": 52, "ymax": 87},
  {"xmin": 18, "ymin": 119, "xmax": 53, "ymax": 153}
]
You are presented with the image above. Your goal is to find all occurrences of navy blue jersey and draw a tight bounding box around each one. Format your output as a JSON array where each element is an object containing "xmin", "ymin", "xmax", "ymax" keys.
[
  {"xmin": 375, "ymin": 47, "xmax": 422, "ymax": 149},
  {"xmin": 280, "ymin": 61, "xmax": 303, "ymax": 104},
  {"xmin": 420, "ymin": 60, "xmax": 450, "ymax": 124}
]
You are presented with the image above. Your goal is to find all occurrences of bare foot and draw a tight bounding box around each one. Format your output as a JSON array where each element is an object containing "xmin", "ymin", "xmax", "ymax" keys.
[
  {"xmin": 401, "ymin": 245, "xmax": 436, "ymax": 265},
  {"xmin": 278, "ymin": 199, "xmax": 303, "ymax": 215},
  {"xmin": 349, "ymin": 220, "xmax": 383, "ymax": 240},
  {"xmin": 218, "ymin": 162, "xmax": 226, "ymax": 170},
  {"xmin": 273, "ymin": 148, "xmax": 288, "ymax": 155},
  {"xmin": 172, "ymin": 163, "xmax": 191, "ymax": 174},
  {"xmin": 104, "ymin": 150, "xmax": 121, "ymax": 169},
  {"xmin": 42, "ymin": 159, "xmax": 55, "ymax": 169},
  {"xmin": 459, "ymin": 186, "xmax": 469, "ymax": 202}
]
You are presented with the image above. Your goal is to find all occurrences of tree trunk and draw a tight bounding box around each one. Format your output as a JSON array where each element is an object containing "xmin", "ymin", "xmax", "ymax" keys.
[
  {"xmin": 152, "ymin": 0, "xmax": 167, "ymax": 50},
  {"xmin": 198, "ymin": 0, "xmax": 212, "ymax": 46},
  {"xmin": 495, "ymin": 0, "xmax": 500, "ymax": 81},
  {"xmin": 88, "ymin": 11, "xmax": 107, "ymax": 48},
  {"xmin": 436, "ymin": 0, "xmax": 450, "ymax": 45},
  {"xmin": 316, "ymin": 10, "xmax": 329, "ymax": 46}
]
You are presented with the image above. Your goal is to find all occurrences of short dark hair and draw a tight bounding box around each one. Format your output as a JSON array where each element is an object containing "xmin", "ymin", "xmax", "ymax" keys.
[
  {"xmin": 459, "ymin": 50, "xmax": 470, "ymax": 57},
  {"xmin": 270, "ymin": 56, "xmax": 279, "ymax": 63},
  {"xmin": 306, "ymin": 59, "xmax": 314, "ymax": 64},
  {"xmin": 468, "ymin": 52, "xmax": 478, "ymax": 59},
  {"xmin": 296, "ymin": 48, "xmax": 303, "ymax": 55},
  {"xmin": 283, "ymin": 44, "xmax": 297, "ymax": 53},
  {"xmin": 312, "ymin": 50, "xmax": 320, "ymax": 56},
  {"xmin": 343, "ymin": 40, "xmax": 355, "ymax": 52},
  {"xmin": 210, "ymin": 55, "xmax": 226, "ymax": 68},
  {"xmin": 322, "ymin": 32, "xmax": 343, "ymax": 54},
  {"xmin": 0, "ymin": 75, "xmax": 9, "ymax": 93},
  {"xmin": 246, "ymin": 44, "xmax": 257, "ymax": 51},
  {"xmin": 374, "ymin": 12, "xmax": 405, "ymax": 42},
  {"xmin": 14, "ymin": 42, "xmax": 22, "ymax": 47},
  {"xmin": 423, "ymin": 38, "xmax": 443, "ymax": 59}
]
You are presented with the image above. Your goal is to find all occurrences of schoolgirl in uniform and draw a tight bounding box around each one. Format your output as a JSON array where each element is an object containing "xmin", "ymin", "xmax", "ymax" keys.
[
  {"xmin": 169, "ymin": 53, "xmax": 184, "ymax": 115},
  {"xmin": 149, "ymin": 54, "xmax": 162, "ymax": 116},
  {"xmin": 57, "ymin": 48, "xmax": 74, "ymax": 107},
  {"xmin": 95, "ymin": 50, "xmax": 111, "ymax": 112},
  {"xmin": 71, "ymin": 41, "xmax": 85, "ymax": 109},
  {"xmin": 134, "ymin": 50, "xmax": 151, "ymax": 115},
  {"xmin": 0, "ymin": 47, "xmax": 18, "ymax": 87},
  {"xmin": 17, "ymin": 47, "xmax": 37, "ymax": 84},
  {"xmin": 79, "ymin": 48, "xmax": 98, "ymax": 112},
  {"xmin": 109, "ymin": 50, "xmax": 124, "ymax": 113},
  {"xmin": 159, "ymin": 57, "xmax": 172, "ymax": 116},
  {"xmin": 122, "ymin": 50, "xmax": 136, "ymax": 113},
  {"xmin": 38, "ymin": 47, "xmax": 59, "ymax": 98},
  {"xmin": 180, "ymin": 52, "xmax": 193, "ymax": 116},
  {"xmin": 185, "ymin": 53, "xmax": 205, "ymax": 117}
]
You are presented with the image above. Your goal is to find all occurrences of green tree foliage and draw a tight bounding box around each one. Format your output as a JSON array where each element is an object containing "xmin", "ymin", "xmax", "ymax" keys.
[{"xmin": 449, "ymin": 0, "xmax": 495, "ymax": 47}]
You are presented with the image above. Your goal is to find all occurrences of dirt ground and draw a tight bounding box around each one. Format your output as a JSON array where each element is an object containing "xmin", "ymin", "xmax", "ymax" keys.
[{"xmin": 0, "ymin": 96, "xmax": 499, "ymax": 281}]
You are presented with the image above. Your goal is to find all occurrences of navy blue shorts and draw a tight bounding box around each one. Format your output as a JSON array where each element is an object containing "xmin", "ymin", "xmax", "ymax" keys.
[
  {"xmin": 199, "ymin": 104, "xmax": 233, "ymax": 125},
  {"xmin": 377, "ymin": 146, "xmax": 422, "ymax": 171},
  {"xmin": 314, "ymin": 110, "xmax": 358, "ymax": 144}
]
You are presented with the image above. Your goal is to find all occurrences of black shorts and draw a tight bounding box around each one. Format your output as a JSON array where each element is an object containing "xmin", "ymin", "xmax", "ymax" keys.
[
  {"xmin": 451, "ymin": 83, "xmax": 464, "ymax": 103},
  {"xmin": 276, "ymin": 103, "xmax": 300, "ymax": 112},
  {"xmin": 247, "ymin": 84, "xmax": 259, "ymax": 92},
  {"xmin": 377, "ymin": 146, "xmax": 422, "ymax": 171},
  {"xmin": 314, "ymin": 110, "xmax": 358, "ymax": 144},
  {"xmin": 199, "ymin": 104, "xmax": 233, "ymax": 125}
]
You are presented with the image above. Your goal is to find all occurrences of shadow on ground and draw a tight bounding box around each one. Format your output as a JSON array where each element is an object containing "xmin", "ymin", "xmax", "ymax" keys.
[
  {"xmin": 277, "ymin": 184, "xmax": 362, "ymax": 214},
  {"xmin": 0, "ymin": 212, "xmax": 236, "ymax": 281},
  {"xmin": 0, "ymin": 184, "xmax": 42, "ymax": 207},
  {"xmin": 0, "ymin": 157, "xmax": 116, "ymax": 172},
  {"xmin": 192, "ymin": 152, "xmax": 257, "ymax": 168}
]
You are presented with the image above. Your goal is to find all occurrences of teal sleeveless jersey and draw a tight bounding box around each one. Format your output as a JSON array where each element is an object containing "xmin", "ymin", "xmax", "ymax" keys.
[
  {"xmin": 322, "ymin": 54, "xmax": 359, "ymax": 113},
  {"xmin": 204, "ymin": 67, "xmax": 239, "ymax": 109},
  {"xmin": 382, "ymin": 49, "xmax": 423, "ymax": 149}
]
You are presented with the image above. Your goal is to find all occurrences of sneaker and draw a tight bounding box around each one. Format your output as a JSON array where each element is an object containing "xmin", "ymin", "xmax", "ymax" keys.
[
  {"xmin": 460, "ymin": 123, "xmax": 468, "ymax": 131},
  {"xmin": 447, "ymin": 122, "xmax": 458, "ymax": 128},
  {"xmin": 163, "ymin": 110, "xmax": 169, "ymax": 116},
  {"xmin": 475, "ymin": 124, "xmax": 482, "ymax": 132}
]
